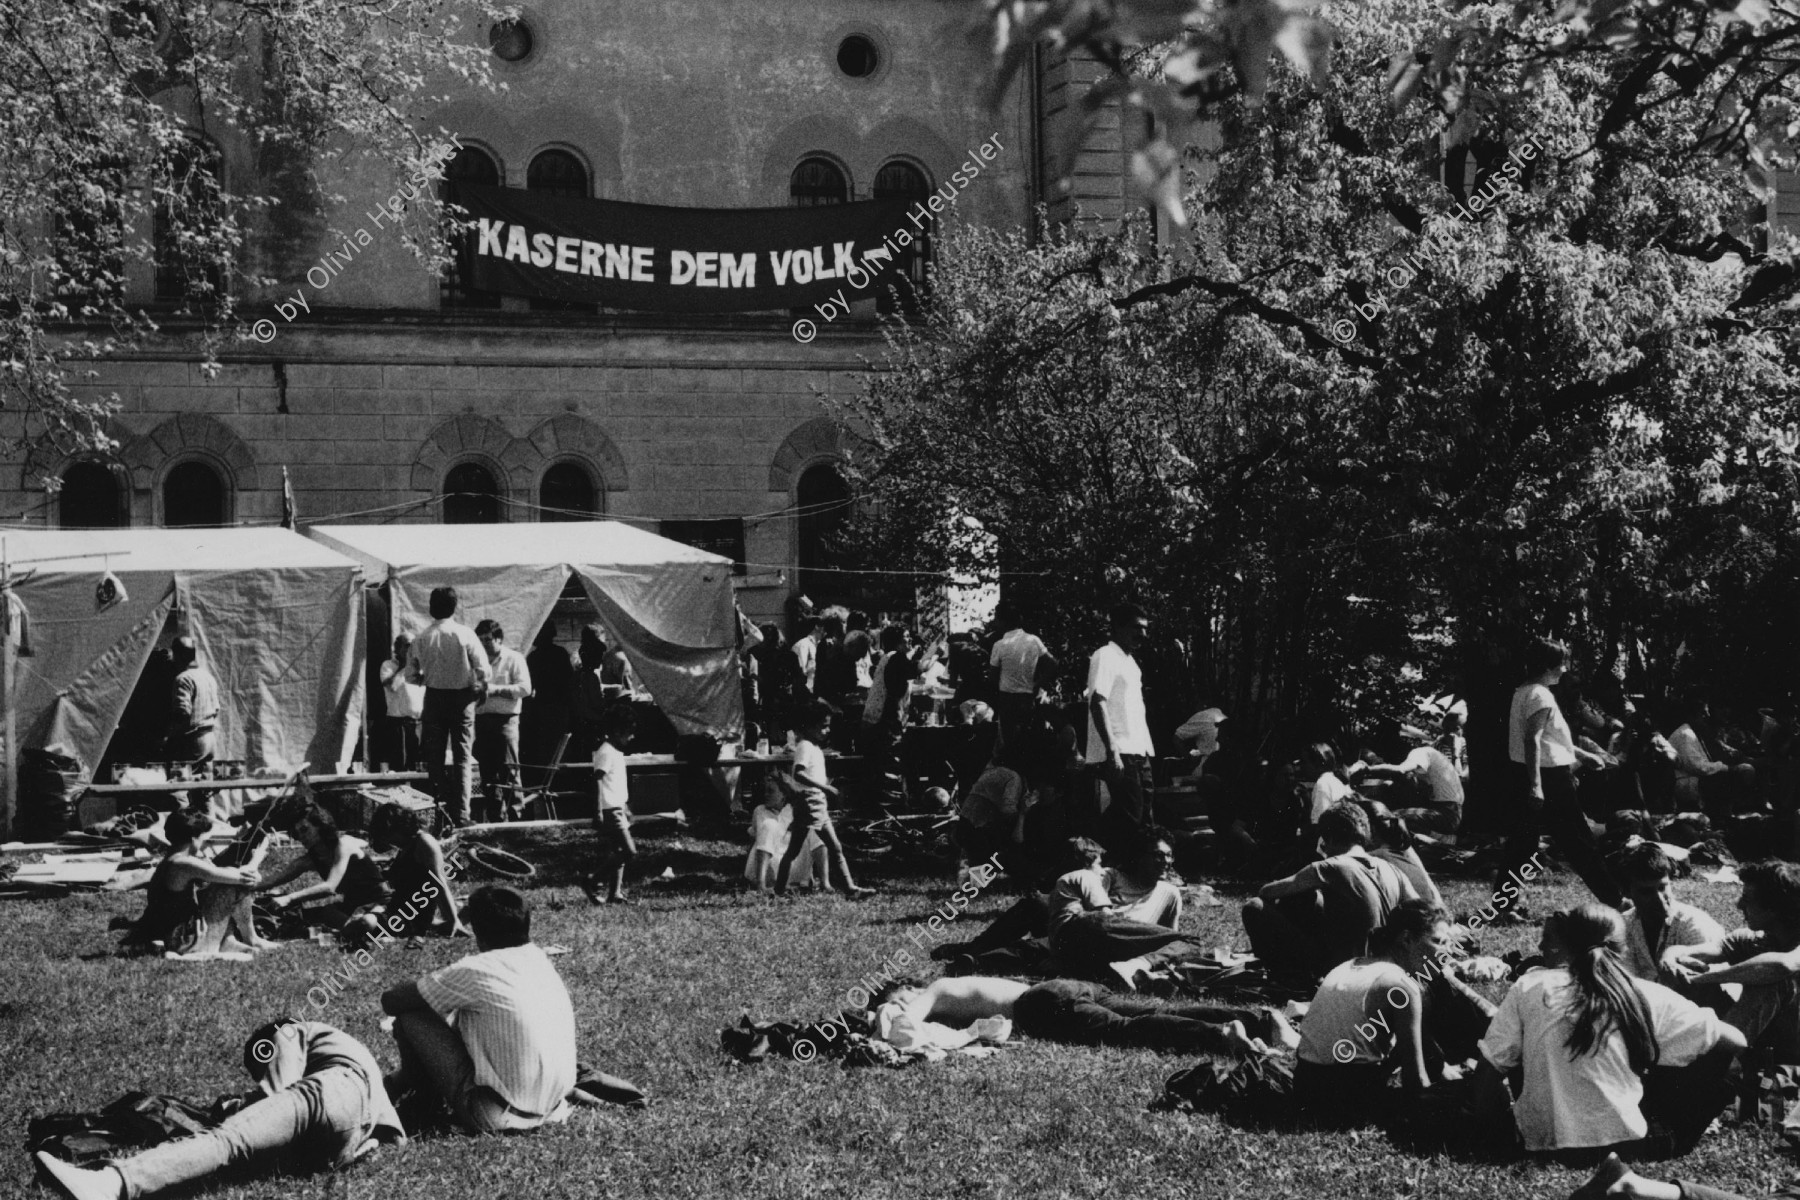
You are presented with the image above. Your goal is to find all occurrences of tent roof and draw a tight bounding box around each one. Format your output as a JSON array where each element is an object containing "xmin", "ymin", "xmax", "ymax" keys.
[
  {"xmin": 0, "ymin": 526, "xmax": 362, "ymax": 574},
  {"xmin": 306, "ymin": 521, "xmax": 732, "ymax": 574}
]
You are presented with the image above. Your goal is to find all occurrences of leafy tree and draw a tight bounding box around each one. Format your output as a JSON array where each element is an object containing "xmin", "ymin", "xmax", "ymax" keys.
[{"xmin": 1, "ymin": 0, "xmax": 501, "ymax": 477}]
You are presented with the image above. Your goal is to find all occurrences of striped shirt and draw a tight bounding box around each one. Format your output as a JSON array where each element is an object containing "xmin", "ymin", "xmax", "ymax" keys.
[
  {"xmin": 407, "ymin": 618, "xmax": 490, "ymax": 692},
  {"xmin": 417, "ymin": 943, "xmax": 576, "ymax": 1120},
  {"xmin": 476, "ymin": 646, "xmax": 532, "ymax": 716}
]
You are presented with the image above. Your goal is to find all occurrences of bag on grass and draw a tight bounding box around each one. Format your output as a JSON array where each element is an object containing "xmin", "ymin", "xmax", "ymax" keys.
[
  {"xmin": 29, "ymin": 1091, "xmax": 218, "ymax": 1163},
  {"xmin": 1151, "ymin": 1054, "xmax": 1295, "ymax": 1123}
]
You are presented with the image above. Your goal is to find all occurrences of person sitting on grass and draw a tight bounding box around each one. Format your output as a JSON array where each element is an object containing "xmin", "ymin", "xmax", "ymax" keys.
[
  {"xmin": 1662, "ymin": 859, "xmax": 1800, "ymax": 1064},
  {"xmin": 1614, "ymin": 843, "xmax": 1727, "ymax": 1000},
  {"xmin": 587, "ymin": 706, "xmax": 637, "ymax": 905},
  {"xmin": 257, "ymin": 802, "xmax": 392, "ymax": 936},
  {"xmin": 1294, "ymin": 899, "xmax": 1494, "ymax": 1124},
  {"xmin": 745, "ymin": 780, "xmax": 828, "ymax": 893},
  {"xmin": 1052, "ymin": 828, "xmax": 1207, "ymax": 990},
  {"xmin": 120, "ymin": 809, "xmax": 274, "ymax": 960},
  {"xmin": 1241, "ymin": 800, "xmax": 1417, "ymax": 982},
  {"xmin": 871, "ymin": 974, "xmax": 1293, "ymax": 1057},
  {"xmin": 1472, "ymin": 903, "xmax": 1745, "ymax": 1159},
  {"xmin": 1365, "ymin": 802, "xmax": 1445, "ymax": 909},
  {"xmin": 380, "ymin": 886, "xmax": 577, "ymax": 1135},
  {"xmin": 33, "ymin": 1019, "xmax": 405, "ymax": 1200},
  {"xmin": 344, "ymin": 805, "xmax": 465, "ymax": 943},
  {"xmin": 1354, "ymin": 726, "xmax": 1464, "ymax": 835},
  {"xmin": 929, "ymin": 837, "xmax": 1107, "ymax": 974},
  {"xmin": 773, "ymin": 698, "xmax": 874, "ymax": 899}
]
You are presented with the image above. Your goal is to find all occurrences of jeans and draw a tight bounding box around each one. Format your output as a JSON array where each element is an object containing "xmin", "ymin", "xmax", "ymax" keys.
[
  {"xmin": 382, "ymin": 716, "xmax": 420, "ymax": 770},
  {"xmin": 115, "ymin": 1068, "xmax": 375, "ymax": 1198},
  {"xmin": 1012, "ymin": 979, "xmax": 1266, "ymax": 1052},
  {"xmin": 1053, "ymin": 912, "xmax": 1201, "ymax": 978},
  {"xmin": 390, "ymin": 1010, "xmax": 540, "ymax": 1135},
  {"xmin": 1496, "ymin": 764, "xmax": 1621, "ymax": 908},
  {"xmin": 473, "ymin": 713, "xmax": 521, "ymax": 822},
  {"xmin": 1725, "ymin": 975, "xmax": 1800, "ymax": 1063},
  {"xmin": 420, "ymin": 688, "xmax": 477, "ymax": 824}
]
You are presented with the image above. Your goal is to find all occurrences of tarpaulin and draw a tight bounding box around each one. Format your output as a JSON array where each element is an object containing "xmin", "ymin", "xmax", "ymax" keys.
[
  {"xmin": 3, "ymin": 528, "xmax": 365, "ymax": 775},
  {"xmin": 447, "ymin": 183, "xmax": 912, "ymax": 312},
  {"xmin": 305, "ymin": 522, "xmax": 744, "ymax": 738}
]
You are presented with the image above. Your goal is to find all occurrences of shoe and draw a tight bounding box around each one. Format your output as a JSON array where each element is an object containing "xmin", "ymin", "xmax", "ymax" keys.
[
  {"xmin": 34, "ymin": 1154, "xmax": 124, "ymax": 1200},
  {"xmin": 1568, "ymin": 1151, "xmax": 1626, "ymax": 1200},
  {"xmin": 605, "ymin": 894, "xmax": 631, "ymax": 905},
  {"xmin": 845, "ymin": 885, "xmax": 877, "ymax": 900}
]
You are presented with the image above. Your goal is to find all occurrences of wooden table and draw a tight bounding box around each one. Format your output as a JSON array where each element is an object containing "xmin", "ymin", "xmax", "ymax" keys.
[{"xmin": 79, "ymin": 771, "xmax": 430, "ymax": 795}]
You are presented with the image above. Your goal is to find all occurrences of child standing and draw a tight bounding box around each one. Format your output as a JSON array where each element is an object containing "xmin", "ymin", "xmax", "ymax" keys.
[
  {"xmin": 774, "ymin": 699, "xmax": 875, "ymax": 898},
  {"xmin": 588, "ymin": 708, "xmax": 637, "ymax": 905}
]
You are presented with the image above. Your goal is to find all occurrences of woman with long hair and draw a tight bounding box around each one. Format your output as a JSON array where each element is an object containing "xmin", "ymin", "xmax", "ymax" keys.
[
  {"xmin": 344, "ymin": 805, "xmax": 465, "ymax": 942},
  {"xmin": 122, "ymin": 810, "xmax": 272, "ymax": 959},
  {"xmin": 1498, "ymin": 638, "xmax": 1622, "ymax": 910},
  {"xmin": 1474, "ymin": 903, "xmax": 1744, "ymax": 1157},
  {"xmin": 257, "ymin": 803, "xmax": 391, "ymax": 935}
]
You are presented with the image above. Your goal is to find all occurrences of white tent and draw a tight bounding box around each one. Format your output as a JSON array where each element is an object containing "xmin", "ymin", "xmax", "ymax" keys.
[
  {"xmin": 1, "ymin": 527, "xmax": 366, "ymax": 780},
  {"xmin": 306, "ymin": 522, "xmax": 744, "ymax": 738}
]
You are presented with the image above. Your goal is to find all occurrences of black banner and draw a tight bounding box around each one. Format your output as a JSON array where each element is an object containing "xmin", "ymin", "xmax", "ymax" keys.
[{"xmin": 447, "ymin": 184, "xmax": 915, "ymax": 312}]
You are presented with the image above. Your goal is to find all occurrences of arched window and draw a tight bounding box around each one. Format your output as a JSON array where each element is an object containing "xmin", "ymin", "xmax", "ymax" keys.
[
  {"xmin": 796, "ymin": 461, "xmax": 852, "ymax": 599},
  {"xmin": 444, "ymin": 461, "xmax": 501, "ymax": 524},
  {"xmin": 154, "ymin": 138, "xmax": 225, "ymax": 302},
  {"xmin": 162, "ymin": 460, "xmax": 227, "ymax": 527},
  {"xmin": 441, "ymin": 147, "xmax": 502, "ymax": 309},
  {"xmin": 873, "ymin": 161, "xmax": 931, "ymax": 314},
  {"xmin": 789, "ymin": 158, "xmax": 848, "ymax": 207},
  {"xmin": 539, "ymin": 461, "xmax": 598, "ymax": 521},
  {"xmin": 59, "ymin": 460, "xmax": 127, "ymax": 529},
  {"xmin": 527, "ymin": 149, "xmax": 593, "ymax": 312}
]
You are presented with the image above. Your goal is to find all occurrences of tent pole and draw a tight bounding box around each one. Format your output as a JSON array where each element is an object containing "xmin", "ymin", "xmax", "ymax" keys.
[{"xmin": 1, "ymin": 537, "xmax": 16, "ymax": 841}]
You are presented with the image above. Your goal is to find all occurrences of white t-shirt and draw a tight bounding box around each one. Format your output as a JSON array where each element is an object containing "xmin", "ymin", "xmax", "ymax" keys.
[
  {"xmin": 1400, "ymin": 746, "xmax": 1464, "ymax": 807},
  {"xmin": 593, "ymin": 742, "xmax": 629, "ymax": 812},
  {"xmin": 1084, "ymin": 642, "xmax": 1151, "ymax": 762},
  {"xmin": 417, "ymin": 943, "xmax": 578, "ymax": 1120},
  {"xmin": 1106, "ymin": 873, "xmax": 1180, "ymax": 927},
  {"xmin": 1298, "ymin": 957, "xmax": 1418, "ymax": 1066},
  {"xmin": 793, "ymin": 739, "xmax": 828, "ymax": 792},
  {"xmin": 1621, "ymin": 899, "xmax": 1728, "ymax": 982},
  {"xmin": 380, "ymin": 657, "xmax": 425, "ymax": 719},
  {"xmin": 791, "ymin": 635, "xmax": 817, "ymax": 691},
  {"xmin": 1509, "ymin": 683, "xmax": 1577, "ymax": 767},
  {"xmin": 990, "ymin": 628, "xmax": 1049, "ymax": 695},
  {"xmin": 1309, "ymin": 771, "xmax": 1354, "ymax": 824},
  {"xmin": 1479, "ymin": 967, "xmax": 1726, "ymax": 1150}
]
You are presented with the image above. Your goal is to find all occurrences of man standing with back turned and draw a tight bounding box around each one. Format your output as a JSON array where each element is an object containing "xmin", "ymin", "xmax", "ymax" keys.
[
  {"xmin": 407, "ymin": 586, "xmax": 489, "ymax": 828},
  {"xmin": 1086, "ymin": 604, "xmax": 1153, "ymax": 849},
  {"xmin": 167, "ymin": 636, "xmax": 220, "ymax": 765}
]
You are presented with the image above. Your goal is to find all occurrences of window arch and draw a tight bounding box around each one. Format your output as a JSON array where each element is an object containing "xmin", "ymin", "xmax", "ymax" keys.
[
  {"xmin": 873, "ymin": 160, "xmax": 931, "ymax": 314},
  {"xmin": 441, "ymin": 146, "xmax": 502, "ymax": 309},
  {"xmin": 796, "ymin": 460, "xmax": 853, "ymax": 600},
  {"xmin": 539, "ymin": 460, "xmax": 599, "ymax": 521},
  {"xmin": 527, "ymin": 149, "xmax": 593, "ymax": 311},
  {"xmin": 59, "ymin": 460, "xmax": 128, "ymax": 529},
  {"xmin": 444, "ymin": 460, "xmax": 502, "ymax": 524},
  {"xmin": 154, "ymin": 137, "xmax": 225, "ymax": 302},
  {"xmin": 789, "ymin": 157, "xmax": 848, "ymax": 207},
  {"xmin": 162, "ymin": 459, "xmax": 228, "ymax": 527}
]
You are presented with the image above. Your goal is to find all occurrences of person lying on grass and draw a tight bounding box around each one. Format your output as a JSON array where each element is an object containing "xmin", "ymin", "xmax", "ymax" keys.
[
  {"xmin": 344, "ymin": 804, "xmax": 465, "ymax": 944},
  {"xmin": 773, "ymin": 698, "xmax": 874, "ymax": 899},
  {"xmin": 1660, "ymin": 859, "xmax": 1800, "ymax": 1064},
  {"xmin": 257, "ymin": 802, "xmax": 391, "ymax": 936},
  {"xmin": 380, "ymin": 885, "xmax": 578, "ymax": 1135},
  {"xmin": 1294, "ymin": 899, "xmax": 1495, "ymax": 1125},
  {"xmin": 1051, "ymin": 828, "xmax": 1211, "ymax": 990},
  {"xmin": 1241, "ymin": 800, "xmax": 1417, "ymax": 983},
  {"xmin": 120, "ymin": 809, "xmax": 276, "ymax": 960},
  {"xmin": 1471, "ymin": 903, "xmax": 1745, "ymax": 1159},
  {"xmin": 1574, "ymin": 1151, "xmax": 1798, "ymax": 1200},
  {"xmin": 33, "ymin": 1019, "xmax": 405, "ymax": 1200},
  {"xmin": 870, "ymin": 975, "xmax": 1294, "ymax": 1057}
]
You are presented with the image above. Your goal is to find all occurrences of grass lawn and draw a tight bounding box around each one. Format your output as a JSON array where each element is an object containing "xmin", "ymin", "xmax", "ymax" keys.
[{"xmin": 1, "ymin": 830, "xmax": 1794, "ymax": 1200}]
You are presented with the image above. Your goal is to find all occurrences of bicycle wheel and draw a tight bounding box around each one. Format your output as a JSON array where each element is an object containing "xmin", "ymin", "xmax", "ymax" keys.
[{"xmin": 466, "ymin": 843, "xmax": 537, "ymax": 881}]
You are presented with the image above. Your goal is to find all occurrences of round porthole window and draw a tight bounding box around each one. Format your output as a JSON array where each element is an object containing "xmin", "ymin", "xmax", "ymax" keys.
[
  {"xmin": 490, "ymin": 19, "xmax": 534, "ymax": 63},
  {"xmin": 837, "ymin": 34, "xmax": 878, "ymax": 78}
]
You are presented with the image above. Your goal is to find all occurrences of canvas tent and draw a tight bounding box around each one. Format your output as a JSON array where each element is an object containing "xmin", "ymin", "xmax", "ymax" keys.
[
  {"xmin": 0, "ymin": 528, "xmax": 366, "ymax": 807},
  {"xmin": 306, "ymin": 522, "xmax": 745, "ymax": 738}
]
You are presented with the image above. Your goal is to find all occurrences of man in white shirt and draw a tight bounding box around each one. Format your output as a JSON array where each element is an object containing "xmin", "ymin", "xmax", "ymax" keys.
[
  {"xmin": 789, "ymin": 617, "xmax": 819, "ymax": 694},
  {"xmin": 473, "ymin": 620, "xmax": 532, "ymax": 823},
  {"xmin": 988, "ymin": 603, "xmax": 1057, "ymax": 748},
  {"xmin": 1358, "ymin": 727, "xmax": 1464, "ymax": 834},
  {"xmin": 381, "ymin": 886, "xmax": 577, "ymax": 1135},
  {"xmin": 406, "ymin": 586, "xmax": 490, "ymax": 827},
  {"xmin": 1086, "ymin": 603, "xmax": 1153, "ymax": 847},
  {"xmin": 379, "ymin": 632, "xmax": 425, "ymax": 769}
]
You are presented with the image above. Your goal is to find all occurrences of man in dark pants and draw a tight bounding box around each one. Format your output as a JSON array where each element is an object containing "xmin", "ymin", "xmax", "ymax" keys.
[
  {"xmin": 406, "ymin": 586, "xmax": 489, "ymax": 828},
  {"xmin": 1085, "ymin": 603, "xmax": 1153, "ymax": 850},
  {"xmin": 166, "ymin": 636, "xmax": 220, "ymax": 764},
  {"xmin": 872, "ymin": 975, "xmax": 1291, "ymax": 1056}
]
